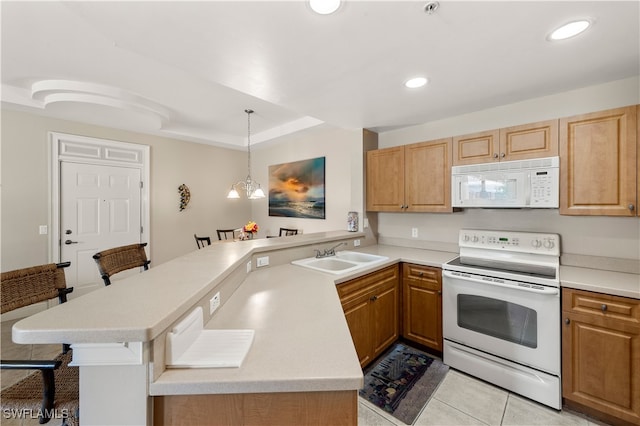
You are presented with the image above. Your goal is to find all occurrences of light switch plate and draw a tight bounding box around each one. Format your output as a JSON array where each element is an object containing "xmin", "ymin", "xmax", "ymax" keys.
[
  {"xmin": 257, "ymin": 256, "xmax": 269, "ymax": 267},
  {"xmin": 412, "ymin": 228, "xmax": 418, "ymax": 238}
]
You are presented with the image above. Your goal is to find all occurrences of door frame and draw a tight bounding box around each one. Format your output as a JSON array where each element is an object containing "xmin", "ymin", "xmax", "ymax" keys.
[{"xmin": 49, "ymin": 132, "xmax": 150, "ymax": 265}]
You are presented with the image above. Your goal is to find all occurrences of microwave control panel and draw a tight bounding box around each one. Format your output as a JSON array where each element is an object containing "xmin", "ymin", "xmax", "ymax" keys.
[{"xmin": 529, "ymin": 168, "xmax": 559, "ymax": 207}]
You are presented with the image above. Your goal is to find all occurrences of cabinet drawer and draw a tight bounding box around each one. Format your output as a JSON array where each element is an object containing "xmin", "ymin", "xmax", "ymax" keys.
[
  {"xmin": 337, "ymin": 265, "xmax": 399, "ymax": 302},
  {"xmin": 402, "ymin": 263, "xmax": 441, "ymax": 290},
  {"xmin": 562, "ymin": 288, "xmax": 640, "ymax": 325}
]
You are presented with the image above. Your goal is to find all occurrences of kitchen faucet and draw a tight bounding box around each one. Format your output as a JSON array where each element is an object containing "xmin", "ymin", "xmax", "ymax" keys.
[{"xmin": 314, "ymin": 242, "xmax": 347, "ymax": 258}]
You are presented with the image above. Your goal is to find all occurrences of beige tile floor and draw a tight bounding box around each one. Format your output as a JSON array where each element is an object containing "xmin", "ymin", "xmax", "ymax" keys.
[
  {"xmin": 358, "ymin": 368, "xmax": 610, "ymax": 426},
  {"xmin": 2, "ymin": 318, "xmax": 609, "ymax": 426}
]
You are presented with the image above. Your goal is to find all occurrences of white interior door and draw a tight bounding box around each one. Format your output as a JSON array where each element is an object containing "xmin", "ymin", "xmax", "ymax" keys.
[{"xmin": 61, "ymin": 161, "xmax": 142, "ymax": 295}]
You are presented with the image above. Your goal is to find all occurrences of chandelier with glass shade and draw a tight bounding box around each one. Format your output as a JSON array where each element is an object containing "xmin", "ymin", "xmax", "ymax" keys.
[{"xmin": 227, "ymin": 109, "xmax": 265, "ymax": 200}]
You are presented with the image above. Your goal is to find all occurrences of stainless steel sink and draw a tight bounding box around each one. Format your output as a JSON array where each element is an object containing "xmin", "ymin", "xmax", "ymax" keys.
[{"xmin": 292, "ymin": 251, "xmax": 388, "ymax": 275}]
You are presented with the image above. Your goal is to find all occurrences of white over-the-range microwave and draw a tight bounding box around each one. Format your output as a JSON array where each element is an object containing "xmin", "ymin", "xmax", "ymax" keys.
[{"xmin": 451, "ymin": 156, "xmax": 559, "ymax": 208}]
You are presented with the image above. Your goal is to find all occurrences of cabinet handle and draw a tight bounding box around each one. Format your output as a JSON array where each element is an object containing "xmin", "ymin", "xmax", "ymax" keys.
[
  {"xmin": 565, "ymin": 318, "xmax": 570, "ymax": 325},
  {"xmin": 437, "ymin": 290, "xmax": 442, "ymax": 295},
  {"xmin": 500, "ymin": 152, "xmax": 505, "ymax": 158},
  {"xmin": 493, "ymin": 153, "xmax": 499, "ymax": 159},
  {"xmin": 418, "ymin": 272, "xmax": 424, "ymax": 277},
  {"xmin": 601, "ymin": 304, "xmax": 608, "ymax": 312},
  {"xmin": 629, "ymin": 204, "xmax": 635, "ymax": 212},
  {"xmin": 370, "ymin": 295, "xmax": 378, "ymax": 302}
]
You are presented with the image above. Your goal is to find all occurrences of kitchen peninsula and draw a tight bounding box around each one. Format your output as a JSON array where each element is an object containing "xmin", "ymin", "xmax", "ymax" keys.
[
  {"xmin": 11, "ymin": 229, "xmax": 639, "ymax": 425},
  {"xmin": 12, "ymin": 231, "xmax": 376, "ymax": 425}
]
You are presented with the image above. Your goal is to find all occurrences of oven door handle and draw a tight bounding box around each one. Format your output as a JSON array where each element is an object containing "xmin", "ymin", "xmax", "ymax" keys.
[{"xmin": 443, "ymin": 270, "xmax": 559, "ymax": 295}]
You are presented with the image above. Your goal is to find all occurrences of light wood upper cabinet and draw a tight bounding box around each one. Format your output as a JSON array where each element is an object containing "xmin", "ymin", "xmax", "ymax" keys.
[
  {"xmin": 366, "ymin": 146, "xmax": 404, "ymax": 212},
  {"xmin": 453, "ymin": 120, "xmax": 559, "ymax": 165},
  {"xmin": 452, "ymin": 129, "xmax": 500, "ymax": 165},
  {"xmin": 366, "ymin": 138, "xmax": 453, "ymax": 213},
  {"xmin": 560, "ymin": 106, "xmax": 637, "ymax": 216}
]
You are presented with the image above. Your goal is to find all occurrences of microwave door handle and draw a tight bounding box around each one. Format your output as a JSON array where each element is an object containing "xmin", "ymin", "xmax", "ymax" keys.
[{"xmin": 525, "ymin": 172, "xmax": 531, "ymax": 205}]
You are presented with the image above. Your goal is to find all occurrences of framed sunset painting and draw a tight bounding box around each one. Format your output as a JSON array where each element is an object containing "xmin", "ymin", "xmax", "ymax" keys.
[{"xmin": 268, "ymin": 157, "xmax": 325, "ymax": 219}]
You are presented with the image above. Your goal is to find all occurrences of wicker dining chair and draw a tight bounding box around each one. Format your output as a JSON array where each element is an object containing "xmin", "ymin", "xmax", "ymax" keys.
[
  {"xmin": 0, "ymin": 262, "xmax": 78, "ymax": 425},
  {"xmin": 194, "ymin": 234, "xmax": 211, "ymax": 249},
  {"xmin": 92, "ymin": 243, "xmax": 151, "ymax": 286}
]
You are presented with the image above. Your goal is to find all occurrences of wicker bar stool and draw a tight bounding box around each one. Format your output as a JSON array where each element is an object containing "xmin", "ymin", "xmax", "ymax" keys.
[
  {"xmin": 0, "ymin": 262, "xmax": 78, "ymax": 425},
  {"xmin": 92, "ymin": 243, "xmax": 151, "ymax": 286}
]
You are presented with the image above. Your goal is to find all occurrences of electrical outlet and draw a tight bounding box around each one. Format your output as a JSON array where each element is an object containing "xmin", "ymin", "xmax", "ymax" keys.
[
  {"xmin": 246, "ymin": 261, "xmax": 252, "ymax": 273},
  {"xmin": 209, "ymin": 292, "xmax": 220, "ymax": 315},
  {"xmin": 257, "ymin": 256, "xmax": 269, "ymax": 267},
  {"xmin": 354, "ymin": 239, "xmax": 361, "ymax": 247},
  {"xmin": 411, "ymin": 228, "xmax": 419, "ymax": 238}
]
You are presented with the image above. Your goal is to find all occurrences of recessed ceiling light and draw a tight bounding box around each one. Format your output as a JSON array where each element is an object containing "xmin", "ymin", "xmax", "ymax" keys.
[
  {"xmin": 309, "ymin": 0, "xmax": 341, "ymax": 15},
  {"xmin": 548, "ymin": 20, "xmax": 591, "ymax": 41},
  {"xmin": 405, "ymin": 77, "xmax": 428, "ymax": 89}
]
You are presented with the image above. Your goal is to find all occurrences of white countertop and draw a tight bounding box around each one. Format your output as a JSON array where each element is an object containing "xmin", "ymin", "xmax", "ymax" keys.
[
  {"xmin": 150, "ymin": 264, "xmax": 364, "ymax": 395},
  {"xmin": 11, "ymin": 230, "xmax": 365, "ymax": 345},
  {"xmin": 560, "ymin": 265, "xmax": 640, "ymax": 299}
]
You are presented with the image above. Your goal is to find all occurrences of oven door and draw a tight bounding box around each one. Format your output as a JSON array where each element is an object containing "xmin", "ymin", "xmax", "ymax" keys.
[{"xmin": 442, "ymin": 270, "xmax": 560, "ymax": 375}]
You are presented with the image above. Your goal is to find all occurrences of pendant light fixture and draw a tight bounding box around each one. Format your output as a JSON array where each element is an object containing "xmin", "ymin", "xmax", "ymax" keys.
[{"xmin": 227, "ymin": 109, "xmax": 265, "ymax": 200}]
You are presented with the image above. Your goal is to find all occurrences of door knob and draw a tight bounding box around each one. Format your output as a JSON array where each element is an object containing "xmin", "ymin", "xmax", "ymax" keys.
[
  {"xmin": 64, "ymin": 240, "xmax": 78, "ymax": 245},
  {"xmin": 65, "ymin": 229, "xmax": 73, "ymax": 235}
]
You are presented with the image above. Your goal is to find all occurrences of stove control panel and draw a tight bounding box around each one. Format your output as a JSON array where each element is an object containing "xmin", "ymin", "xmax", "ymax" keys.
[{"xmin": 459, "ymin": 229, "xmax": 560, "ymax": 255}]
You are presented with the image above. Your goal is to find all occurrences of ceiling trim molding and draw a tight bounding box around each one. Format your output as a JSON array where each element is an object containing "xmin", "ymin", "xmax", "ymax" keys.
[{"xmin": 31, "ymin": 79, "xmax": 172, "ymax": 126}]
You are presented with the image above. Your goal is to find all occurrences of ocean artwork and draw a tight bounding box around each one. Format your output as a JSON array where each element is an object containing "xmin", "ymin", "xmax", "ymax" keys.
[{"xmin": 268, "ymin": 157, "xmax": 325, "ymax": 219}]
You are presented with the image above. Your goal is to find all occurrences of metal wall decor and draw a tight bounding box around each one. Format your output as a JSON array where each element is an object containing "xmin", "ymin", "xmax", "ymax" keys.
[{"xmin": 178, "ymin": 184, "xmax": 191, "ymax": 211}]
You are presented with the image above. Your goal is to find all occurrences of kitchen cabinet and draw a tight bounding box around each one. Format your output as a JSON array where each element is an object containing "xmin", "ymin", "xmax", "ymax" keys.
[
  {"xmin": 560, "ymin": 106, "xmax": 638, "ymax": 216},
  {"xmin": 452, "ymin": 119, "xmax": 559, "ymax": 165},
  {"xmin": 562, "ymin": 288, "xmax": 640, "ymax": 425},
  {"xmin": 337, "ymin": 265, "xmax": 400, "ymax": 368},
  {"xmin": 366, "ymin": 138, "xmax": 453, "ymax": 212},
  {"xmin": 402, "ymin": 263, "xmax": 442, "ymax": 352}
]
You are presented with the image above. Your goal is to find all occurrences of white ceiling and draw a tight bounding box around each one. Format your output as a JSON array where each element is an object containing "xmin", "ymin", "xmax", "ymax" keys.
[{"xmin": 2, "ymin": 1, "xmax": 638, "ymax": 150}]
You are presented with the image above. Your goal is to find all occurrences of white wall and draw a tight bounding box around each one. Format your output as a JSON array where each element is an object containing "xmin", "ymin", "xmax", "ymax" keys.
[
  {"xmin": 376, "ymin": 76, "xmax": 640, "ymax": 265},
  {"xmin": 248, "ymin": 124, "xmax": 364, "ymax": 237},
  {"xmin": 0, "ymin": 109, "xmax": 250, "ymax": 271}
]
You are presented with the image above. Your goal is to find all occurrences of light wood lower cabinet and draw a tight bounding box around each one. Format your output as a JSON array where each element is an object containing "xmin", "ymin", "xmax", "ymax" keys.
[
  {"xmin": 337, "ymin": 265, "xmax": 400, "ymax": 368},
  {"xmin": 401, "ymin": 263, "xmax": 442, "ymax": 352},
  {"xmin": 562, "ymin": 288, "xmax": 640, "ymax": 425}
]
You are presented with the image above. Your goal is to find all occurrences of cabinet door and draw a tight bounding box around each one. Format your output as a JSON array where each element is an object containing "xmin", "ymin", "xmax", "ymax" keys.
[
  {"xmin": 371, "ymin": 278, "xmax": 400, "ymax": 358},
  {"xmin": 366, "ymin": 147, "xmax": 405, "ymax": 212},
  {"xmin": 342, "ymin": 293, "xmax": 373, "ymax": 367},
  {"xmin": 402, "ymin": 264, "xmax": 442, "ymax": 351},
  {"xmin": 405, "ymin": 138, "xmax": 453, "ymax": 212},
  {"xmin": 338, "ymin": 265, "xmax": 400, "ymax": 368},
  {"xmin": 560, "ymin": 106, "xmax": 637, "ymax": 216},
  {"xmin": 499, "ymin": 119, "xmax": 559, "ymax": 161},
  {"xmin": 562, "ymin": 288, "xmax": 640, "ymax": 425},
  {"xmin": 452, "ymin": 130, "xmax": 500, "ymax": 165}
]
